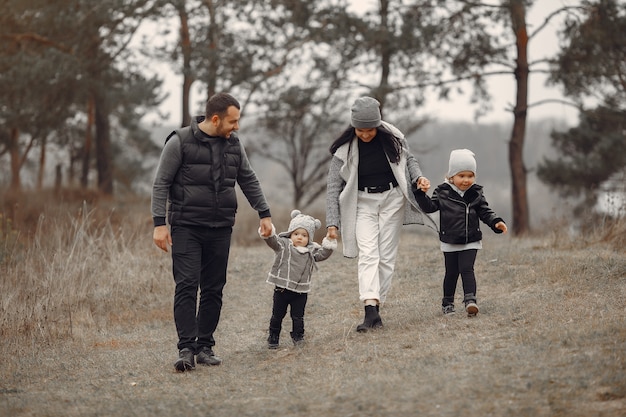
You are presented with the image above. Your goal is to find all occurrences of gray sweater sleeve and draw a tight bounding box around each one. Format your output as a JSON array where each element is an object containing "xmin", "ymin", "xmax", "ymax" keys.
[
  {"xmin": 325, "ymin": 155, "xmax": 344, "ymax": 229},
  {"xmin": 151, "ymin": 134, "xmax": 182, "ymax": 226},
  {"xmin": 236, "ymin": 142, "xmax": 271, "ymax": 218},
  {"xmin": 404, "ymin": 138, "xmax": 423, "ymax": 184}
]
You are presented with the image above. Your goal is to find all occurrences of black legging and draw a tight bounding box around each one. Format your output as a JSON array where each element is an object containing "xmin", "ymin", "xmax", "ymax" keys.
[
  {"xmin": 269, "ymin": 287, "xmax": 308, "ymax": 336},
  {"xmin": 442, "ymin": 249, "xmax": 478, "ymax": 305}
]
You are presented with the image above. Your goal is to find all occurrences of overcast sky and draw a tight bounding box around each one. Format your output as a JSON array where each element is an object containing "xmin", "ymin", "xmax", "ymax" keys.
[
  {"xmin": 416, "ymin": 0, "xmax": 582, "ymax": 125},
  {"xmin": 149, "ymin": 0, "xmax": 581, "ymax": 126}
]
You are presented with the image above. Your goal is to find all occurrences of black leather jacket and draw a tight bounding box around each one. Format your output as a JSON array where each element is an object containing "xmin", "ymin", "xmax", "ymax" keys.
[{"xmin": 413, "ymin": 183, "xmax": 504, "ymax": 244}]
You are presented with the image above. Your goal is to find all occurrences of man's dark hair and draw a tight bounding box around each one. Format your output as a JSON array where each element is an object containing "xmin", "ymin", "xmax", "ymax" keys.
[{"xmin": 205, "ymin": 93, "xmax": 240, "ymax": 118}]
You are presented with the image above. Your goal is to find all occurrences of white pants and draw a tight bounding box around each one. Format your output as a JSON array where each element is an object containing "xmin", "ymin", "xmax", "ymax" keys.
[{"xmin": 355, "ymin": 186, "xmax": 405, "ymax": 304}]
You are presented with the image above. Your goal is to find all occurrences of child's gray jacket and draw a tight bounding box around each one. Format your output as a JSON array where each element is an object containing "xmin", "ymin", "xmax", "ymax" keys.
[{"xmin": 262, "ymin": 233, "xmax": 335, "ymax": 293}]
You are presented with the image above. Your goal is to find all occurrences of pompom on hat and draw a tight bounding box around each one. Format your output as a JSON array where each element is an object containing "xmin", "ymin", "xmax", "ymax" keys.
[
  {"xmin": 279, "ymin": 210, "xmax": 322, "ymax": 242},
  {"xmin": 351, "ymin": 97, "xmax": 382, "ymax": 129},
  {"xmin": 447, "ymin": 148, "xmax": 477, "ymax": 178}
]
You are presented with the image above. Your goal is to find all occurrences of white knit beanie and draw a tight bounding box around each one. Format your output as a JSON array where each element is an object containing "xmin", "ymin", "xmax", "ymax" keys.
[
  {"xmin": 278, "ymin": 210, "xmax": 322, "ymax": 241},
  {"xmin": 351, "ymin": 97, "xmax": 382, "ymax": 128},
  {"xmin": 447, "ymin": 149, "xmax": 476, "ymax": 177}
]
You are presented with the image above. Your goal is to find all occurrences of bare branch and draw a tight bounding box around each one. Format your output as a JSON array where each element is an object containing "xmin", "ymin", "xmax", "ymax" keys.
[
  {"xmin": 528, "ymin": 5, "xmax": 586, "ymax": 42},
  {"xmin": 529, "ymin": 68, "xmax": 553, "ymax": 75},
  {"xmin": 18, "ymin": 135, "xmax": 37, "ymax": 170},
  {"xmin": 391, "ymin": 69, "xmax": 514, "ymax": 92},
  {"xmin": 303, "ymin": 182, "xmax": 328, "ymax": 207},
  {"xmin": 455, "ymin": 0, "xmax": 502, "ymax": 9},
  {"xmin": 529, "ymin": 58, "xmax": 554, "ymax": 66},
  {"xmin": 517, "ymin": 98, "xmax": 582, "ymax": 111},
  {"xmin": 1, "ymin": 33, "xmax": 72, "ymax": 53}
]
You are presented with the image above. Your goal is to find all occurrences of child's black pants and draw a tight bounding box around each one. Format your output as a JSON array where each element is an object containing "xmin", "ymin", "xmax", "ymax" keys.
[
  {"xmin": 269, "ymin": 287, "xmax": 308, "ymax": 335},
  {"xmin": 442, "ymin": 249, "xmax": 478, "ymax": 305}
]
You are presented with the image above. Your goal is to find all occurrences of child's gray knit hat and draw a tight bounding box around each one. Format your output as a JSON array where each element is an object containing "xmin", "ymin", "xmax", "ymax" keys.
[
  {"xmin": 279, "ymin": 210, "xmax": 322, "ymax": 241},
  {"xmin": 447, "ymin": 148, "xmax": 476, "ymax": 177},
  {"xmin": 351, "ymin": 97, "xmax": 382, "ymax": 129}
]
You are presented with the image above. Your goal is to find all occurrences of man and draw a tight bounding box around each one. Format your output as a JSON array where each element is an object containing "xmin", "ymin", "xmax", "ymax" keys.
[{"xmin": 151, "ymin": 92, "xmax": 272, "ymax": 372}]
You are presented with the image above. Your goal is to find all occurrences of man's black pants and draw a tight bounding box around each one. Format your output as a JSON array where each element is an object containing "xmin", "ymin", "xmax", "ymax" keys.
[{"xmin": 171, "ymin": 225, "xmax": 231, "ymax": 352}]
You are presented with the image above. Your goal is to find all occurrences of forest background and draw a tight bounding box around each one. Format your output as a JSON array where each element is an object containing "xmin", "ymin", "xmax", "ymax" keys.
[{"xmin": 1, "ymin": 0, "xmax": 625, "ymax": 232}]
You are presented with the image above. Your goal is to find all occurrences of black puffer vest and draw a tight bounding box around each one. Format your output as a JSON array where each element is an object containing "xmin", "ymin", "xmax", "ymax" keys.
[{"xmin": 167, "ymin": 118, "xmax": 242, "ymax": 228}]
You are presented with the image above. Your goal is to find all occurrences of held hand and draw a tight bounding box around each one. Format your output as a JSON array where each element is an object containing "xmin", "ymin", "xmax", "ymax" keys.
[
  {"xmin": 417, "ymin": 176, "xmax": 430, "ymax": 192},
  {"xmin": 495, "ymin": 222, "xmax": 508, "ymax": 234},
  {"xmin": 259, "ymin": 217, "xmax": 273, "ymax": 238},
  {"xmin": 153, "ymin": 225, "xmax": 172, "ymax": 252},
  {"xmin": 326, "ymin": 226, "xmax": 338, "ymax": 240}
]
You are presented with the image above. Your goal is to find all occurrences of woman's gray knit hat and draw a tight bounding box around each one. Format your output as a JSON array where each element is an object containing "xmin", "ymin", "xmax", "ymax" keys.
[
  {"xmin": 351, "ymin": 97, "xmax": 382, "ymax": 128},
  {"xmin": 447, "ymin": 148, "xmax": 476, "ymax": 177},
  {"xmin": 279, "ymin": 210, "xmax": 322, "ymax": 241}
]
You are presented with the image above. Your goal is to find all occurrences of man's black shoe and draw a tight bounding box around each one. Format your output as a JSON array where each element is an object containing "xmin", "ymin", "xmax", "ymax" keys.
[
  {"xmin": 196, "ymin": 347, "xmax": 222, "ymax": 366},
  {"xmin": 174, "ymin": 348, "xmax": 195, "ymax": 372}
]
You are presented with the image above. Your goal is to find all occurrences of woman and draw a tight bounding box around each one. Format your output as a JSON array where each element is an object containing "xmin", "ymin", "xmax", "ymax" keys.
[{"xmin": 325, "ymin": 96, "xmax": 436, "ymax": 332}]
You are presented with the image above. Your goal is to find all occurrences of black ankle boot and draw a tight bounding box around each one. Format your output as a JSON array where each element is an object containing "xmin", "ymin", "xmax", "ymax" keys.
[
  {"xmin": 290, "ymin": 331, "xmax": 305, "ymax": 346},
  {"xmin": 356, "ymin": 305, "xmax": 383, "ymax": 332},
  {"xmin": 267, "ymin": 331, "xmax": 280, "ymax": 349}
]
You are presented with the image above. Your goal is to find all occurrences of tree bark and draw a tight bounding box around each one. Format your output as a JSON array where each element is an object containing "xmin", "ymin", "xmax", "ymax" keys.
[
  {"xmin": 204, "ymin": 0, "xmax": 219, "ymax": 99},
  {"xmin": 177, "ymin": 1, "xmax": 193, "ymax": 127},
  {"xmin": 94, "ymin": 91, "xmax": 114, "ymax": 195},
  {"xmin": 377, "ymin": 0, "xmax": 391, "ymax": 113},
  {"xmin": 81, "ymin": 96, "xmax": 95, "ymax": 189},
  {"xmin": 37, "ymin": 135, "xmax": 47, "ymax": 190},
  {"xmin": 508, "ymin": 0, "xmax": 530, "ymax": 235},
  {"xmin": 55, "ymin": 164, "xmax": 63, "ymax": 194},
  {"xmin": 9, "ymin": 127, "xmax": 21, "ymax": 192}
]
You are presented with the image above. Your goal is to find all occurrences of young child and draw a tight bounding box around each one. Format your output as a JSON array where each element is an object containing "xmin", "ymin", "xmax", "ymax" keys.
[
  {"xmin": 413, "ymin": 149, "xmax": 508, "ymax": 316},
  {"xmin": 260, "ymin": 210, "xmax": 336, "ymax": 348}
]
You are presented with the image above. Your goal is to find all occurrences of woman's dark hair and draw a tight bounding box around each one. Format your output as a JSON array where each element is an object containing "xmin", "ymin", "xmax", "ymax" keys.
[{"xmin": 329, "ymin": 125, "xmax": 402, "ymax": 163}]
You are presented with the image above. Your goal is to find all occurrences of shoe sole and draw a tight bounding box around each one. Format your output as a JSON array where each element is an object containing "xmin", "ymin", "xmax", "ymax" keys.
[
  {"xmin": 196, "ymin": 358, "xmax": 222, "ymax": 366},
  {"xmin": 466, "ymin": 303, "xmax": 479, "ymax": 316},
  {"xmin": 356, "ymin": 322, "xmax": 383, "ymax": 333},
  {"xmin": 174, "ymin": 361, "xmax": 194, "ymax": 372}
]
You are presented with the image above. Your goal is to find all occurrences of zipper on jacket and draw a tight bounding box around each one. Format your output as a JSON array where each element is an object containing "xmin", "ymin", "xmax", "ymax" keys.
[
  {"xmin": 449, "ymin": 196, "xmax": 470, "ymax": 244},
  {"xmin": 464, "ymin": 204, "xmax": 470, "ymax": 244}
]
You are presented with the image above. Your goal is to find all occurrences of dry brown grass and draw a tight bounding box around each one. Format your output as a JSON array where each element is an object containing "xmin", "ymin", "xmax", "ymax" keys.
[{"xmin": 1, "ymin": 193, "xmax": 625, "ymax": 417}]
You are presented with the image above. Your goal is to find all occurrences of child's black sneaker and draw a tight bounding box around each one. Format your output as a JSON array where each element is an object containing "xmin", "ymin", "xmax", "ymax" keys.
[
  {"xmin": 268, "ymin": 332, "xmax": 280, "ymax": 349},
  {"xmin": 442, "ymin": 304, "xmax": 456, "ymax": 315},
  {"xmin": 291, "ymin": 332, "xmax": 305, "ymax": 347}
]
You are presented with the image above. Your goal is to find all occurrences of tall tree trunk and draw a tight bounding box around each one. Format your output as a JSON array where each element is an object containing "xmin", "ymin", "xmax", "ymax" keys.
[
  {"xmin": 204, "ymin": 0, "xmax": 219, "ymax": 99},
  {"xmin": 508, "ymin": 0, "xmax": 530, "ymax": 235},
  {"xmin": 37, "ymin": 135, "xmax": 47, "ymax": 190},
  {"xmin": 81, "ymin": 96, "xmax": 95, "ymax": 188},
  {"xmin": 94, "ymin": 90, "xmax": 114, "ymax": 195},
  {"xmin": 55, "ymin": 164, "xmax": 63, "ymax": 194},
  {"xmin": 177, "ymin": 1, "xmax": 193, "ymax": 127},
  {"xmin": 8, "ymin": 127, "xmax": 21, "ymax": 192},
  {"xmin": 377, "ymin": 0, "xmax": 391, "ymax": 113}
]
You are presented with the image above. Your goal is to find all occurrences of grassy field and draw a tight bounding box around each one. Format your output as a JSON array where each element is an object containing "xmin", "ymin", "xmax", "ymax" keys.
[{"xmin": 1, "ymin": 195, "xmax": 625, "ymax": 417}]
